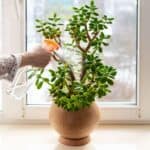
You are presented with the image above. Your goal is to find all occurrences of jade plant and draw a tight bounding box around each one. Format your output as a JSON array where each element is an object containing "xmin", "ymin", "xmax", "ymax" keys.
[{"xmin": 29, "ymin": 0, "xmax": 117, "ymax": 111}]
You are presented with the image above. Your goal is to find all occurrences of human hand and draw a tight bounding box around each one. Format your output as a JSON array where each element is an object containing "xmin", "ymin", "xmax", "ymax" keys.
[{"xmin": 21, "ymin": 45, "xmax": 52, "ymax": 68}]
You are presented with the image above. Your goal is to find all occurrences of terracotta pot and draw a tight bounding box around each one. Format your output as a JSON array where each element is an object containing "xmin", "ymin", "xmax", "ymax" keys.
[{"xmin": 49, "ymin": 102, "xmax": 100, "ymax": 146}]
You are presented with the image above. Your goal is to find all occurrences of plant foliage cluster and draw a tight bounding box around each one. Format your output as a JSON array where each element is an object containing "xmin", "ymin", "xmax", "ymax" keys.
[{"xmin": 29, "ymin": 0, "xmax": 117, "ymax": 111}]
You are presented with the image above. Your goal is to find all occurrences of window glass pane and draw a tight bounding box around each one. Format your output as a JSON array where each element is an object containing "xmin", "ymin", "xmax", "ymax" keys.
[
  {"xmin": 97, "ymin": 0, "xmax": 137, "ymax": 103},
  {"xmin": 26, "ymin": 0, "xmax": 137, "ymax": 104}
]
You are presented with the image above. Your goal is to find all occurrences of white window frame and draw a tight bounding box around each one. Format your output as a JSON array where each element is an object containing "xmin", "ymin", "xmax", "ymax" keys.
[{"xmin": 1, "ymin": 0, "xmax": 150, "ymax": 124}]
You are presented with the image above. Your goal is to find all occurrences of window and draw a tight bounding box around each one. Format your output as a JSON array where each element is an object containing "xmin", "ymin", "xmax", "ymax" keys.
[
  {"xmin": 26, "ymin": 0, "xmax": 137, "ymax": 104},
  {"xmin": 0, "ymin": 0, "xmax": 25, "ymax": 121},
  {"xmin": 1, "ymin": 0, "xmax": 150, "ymax": 122}
]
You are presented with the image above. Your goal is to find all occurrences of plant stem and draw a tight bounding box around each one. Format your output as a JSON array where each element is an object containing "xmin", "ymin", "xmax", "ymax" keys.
[
  {"xmin": 76, "ymin": 41, "xmax": 85, "ymax": 52},
  {"xmin": 80, "ymin": 32, "xmax": 99, "ymax": 80},
  {"xmin": 57, "ymin": 37, "xmax": 62, "ymax": 46},
  {"xmin": 80, "ymin": 54, "xmax": 86, "ymax": 81},
  {"xmin": 53, "ymin": 37, "xmax": 59, "ymax": 45},
  {"xmin": 53, "ymin": 52, "xmax": 76, "ymax": 81},
  {"xmin": 64, "ymin": 80, "xmax": 72, "ymax": 95},
  {"xmin": 85, "ymin": 24, "xmax": 91, "ymax": 41},
  {"xmin": 85, "ymin": 32, "xmax": 99, "ymax": 51}
]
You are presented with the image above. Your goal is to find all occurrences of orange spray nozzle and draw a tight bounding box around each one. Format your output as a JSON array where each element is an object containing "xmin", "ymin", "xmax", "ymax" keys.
[{"xmin": 42, "ymin": 39, "xmax": 60, "ymax": 53}]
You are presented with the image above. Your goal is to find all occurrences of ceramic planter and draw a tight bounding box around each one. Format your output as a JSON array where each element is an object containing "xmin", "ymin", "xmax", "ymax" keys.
[{"xmin": 49, "ymin": 102, "xmax": 100, "ymax": 146}]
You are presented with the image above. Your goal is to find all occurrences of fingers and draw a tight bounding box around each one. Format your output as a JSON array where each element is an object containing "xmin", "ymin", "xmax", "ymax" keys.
[{"xmin": 42, "ymin": 43, "xmax": 53, "ymax": 53}]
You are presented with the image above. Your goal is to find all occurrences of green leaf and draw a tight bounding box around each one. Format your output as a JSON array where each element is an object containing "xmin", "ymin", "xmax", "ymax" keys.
[
  {"xmin": 33, "ymin": 0, "xmax": 117, "ymax": 112},
  {"xmin": 51, "ymin": 77, "xmax": 56, "ymax": 82},
  {"xmin": 49, "ymin": 69, "xmax": 56, "ymax": 77},
  {"xmin": 37, "ymin": 82, "xmax": 43, "ymax": 89},
  {"xmin": 100, "ymin": 32, "xmax": 105, "ymax": 39},
  {"xmin": 35, "ymin": 19, "xmax": 41, "ymax": 23},
  {"xmin": 107, "ymin": 78, "xmax": 114, "ymax": 85},
  {"xmin": 103, "ymin": 42, "xmax": 109, "ymax": 46},
  {"xmin": 28, "ymin": 73, "xmax": 35, "ymax": 79}
]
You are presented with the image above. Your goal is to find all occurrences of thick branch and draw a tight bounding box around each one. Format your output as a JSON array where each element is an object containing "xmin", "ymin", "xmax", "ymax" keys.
[
  {"xmin": 85, "ymin": 24, "xmax": 91, "ymax": 41},
  {"xmin": 80, "ymin": 55, "xmax": 86, "ymax": 81},
  {"xmin": 85, "ymin": 32, "xmax": 99, "ymax": 51},
  {"xmin": 80, "ymin": 32, "xmax": 99, "ymax": 80},
  {"xmin": 64, "ymin": 80, "xmax": 72, "ymax": 96},
  {"xmin": 53, "ymin": 52, "xmax": 76, "ymax": 81},
  {"xmin": 72, "ymin": 34, "xmax": 85, "ymax": 52},
  {"xmin": 77, "ymin": 43, "xmax": 85, "ymax": 52}
]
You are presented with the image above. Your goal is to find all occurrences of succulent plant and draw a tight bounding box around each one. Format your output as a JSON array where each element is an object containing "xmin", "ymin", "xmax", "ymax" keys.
[{"xmin": 29, "ymin": 0, "xmax": 117, "ymax": 111}]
